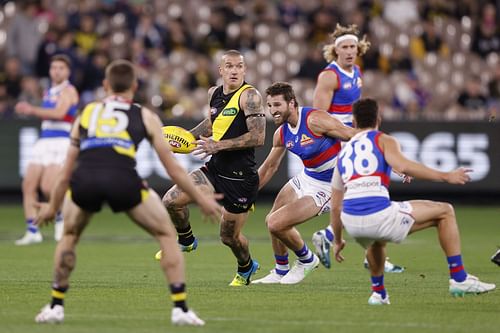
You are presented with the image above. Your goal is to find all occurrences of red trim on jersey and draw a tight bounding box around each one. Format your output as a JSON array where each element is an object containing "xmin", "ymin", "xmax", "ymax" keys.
[
  {"xmin": 62, "ymin": 114, "xmax": 75, "ymax": 123},
  {"xmin": 349, "ymin": 171, "xmax": 390, "ymax": 187},
  {"xmin": 374, "ymin": 132, "xmax": 384, "ymax": 153},
  {"xmin": 328, "ymin": 104, "xmax": 353, "ymax": 113},
  {"xmin": 303, "ymin": 142, "xmax": 341, "ymax": 168},
  {"xmin": 279, "ymin": 125, "xmax": 284, "ymax": 145}
]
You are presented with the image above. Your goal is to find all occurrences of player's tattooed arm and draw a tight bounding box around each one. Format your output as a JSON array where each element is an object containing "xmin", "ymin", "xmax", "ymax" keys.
[
  {"xmin": 189, "ymin": 87, "xmax": 217, "ymax": 139},
  {"xmin": 190, "ymin": 118, "xmax": 212, "ymax": 139},
  {"xmin": 218, "ymin": 88, "xmax": 266, "ymax": 150}
]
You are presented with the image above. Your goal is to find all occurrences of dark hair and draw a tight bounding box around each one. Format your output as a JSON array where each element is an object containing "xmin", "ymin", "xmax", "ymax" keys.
[
  {"xmin": 50, "ymin": 54, "xmax": 72, "ymax": 70},
  {"xmin": 265, "ymin": 82, "xmax": 298, "ymax": 107},
  {"xmin": 353, "ymin": 98, "xmax": 378, "ymax": 128},
  {"xmin": 105, "ymin": 59, "xmax": 136, "ymax": 93}
]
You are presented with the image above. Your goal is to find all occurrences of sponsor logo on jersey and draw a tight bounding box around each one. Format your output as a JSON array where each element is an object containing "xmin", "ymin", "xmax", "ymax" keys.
[
  {"xmin": 300, "ymin": 134, "xmax": 313, "ymax": 146},
  {"xmin": 286, "ymin": 140, "xmax": 294, "ymax": 148},
  {"xmin": 210, "ymin": 107, "xmax": 218, "ymax": 115},
  {"xmin": 222, "ymin": 107, "xmax": 237, "ymax": 116},
  {"xmin": 343, "ymin": 82, "xmax": 352, "ymax": 90}
]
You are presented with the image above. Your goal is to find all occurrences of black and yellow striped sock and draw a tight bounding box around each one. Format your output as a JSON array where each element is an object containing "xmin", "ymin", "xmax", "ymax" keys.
[
  {"xmin": 176, "ymin": 225, "xmax": 195, "ymax": 246},
  {"xmin": 170, "ymin": 283, "xmax": 188, "ymax": 312},
  {"xmin": 50, "ymin": 285, "xmax": 68, "ymax": 308},
  {"xmin": 238, "ymin": 257, "xmax": 253, "ymax": 274}
]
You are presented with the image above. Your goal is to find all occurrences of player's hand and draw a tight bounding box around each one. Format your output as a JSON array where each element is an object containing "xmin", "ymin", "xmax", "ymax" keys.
[
  {"xmin": 333, "ymin": 239, "xmax": 346, "ymax": 263},
  {"xmin": 393, "ymin": 170, "xmax": 413, "ymax": 184},
  {"xmin": 33, "ymin": 202, "xmax": 57, "ymax": 227},
  {"xmin": 15, "ymin": 101, "xmax": 33, "ymax": 115},
  {"xmin": 193, "ymin": 136, "xmax": 219, "ymax": 159},
  {"xmin": 446, "ymin": 167, "xmax": 472, "ymax": 185},
  {"xmin": 198, "ymin": 193, "xmax": 223, "ymax": 224}
]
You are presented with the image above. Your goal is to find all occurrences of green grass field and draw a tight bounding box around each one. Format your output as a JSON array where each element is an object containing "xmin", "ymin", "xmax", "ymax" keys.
[{"xmin": 1, "ymin": 203, "xmax": 499, "ymax": 333}]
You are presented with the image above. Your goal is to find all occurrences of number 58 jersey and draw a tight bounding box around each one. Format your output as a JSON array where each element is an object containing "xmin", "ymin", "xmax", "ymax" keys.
[{"xmin": 336, "ymin": 130, "xmax": 392, "ymax": 216}]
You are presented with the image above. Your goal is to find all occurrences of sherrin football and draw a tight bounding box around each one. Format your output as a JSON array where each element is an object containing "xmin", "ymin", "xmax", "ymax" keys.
[{"xmin": 161, "ymin": 125, "xmax": 196, "ymax": 154}]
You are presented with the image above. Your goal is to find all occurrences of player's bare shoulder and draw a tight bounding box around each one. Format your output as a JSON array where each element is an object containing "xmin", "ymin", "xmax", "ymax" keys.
[{"xmin": 241, "ymin": 87, "xmax": 263, "ymax": 116}]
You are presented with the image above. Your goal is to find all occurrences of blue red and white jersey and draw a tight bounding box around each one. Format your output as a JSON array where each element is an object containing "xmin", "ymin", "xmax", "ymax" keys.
[
  {"xmin": 40, "ymin": 80, "xmax": 78, "ymax": 138},
  {"xmin": 322, "ymin": 61, "xmax": 362, "ymax": 127},
  {"xmin": 280, "ymin": 106, "xmax": 341, "ymax": 182},
  {"xmin": 337, "ymin": 130, "xmax": 392, "ymax": 215}
]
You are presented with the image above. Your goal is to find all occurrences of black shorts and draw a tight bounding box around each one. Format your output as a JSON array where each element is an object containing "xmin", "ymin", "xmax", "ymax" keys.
[
  {"xmin": 70, "ymin": 166, "xmax": 148, "ymax": 213},
  {"xmin": 201, "ymin": 165, "xmax": 259, "ymax": 214}
]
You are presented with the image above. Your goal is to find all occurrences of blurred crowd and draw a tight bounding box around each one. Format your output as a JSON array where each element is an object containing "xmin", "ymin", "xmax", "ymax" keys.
[{"xmin": 0, "ymin": 0, "xmax": 499, "ymax": 121}]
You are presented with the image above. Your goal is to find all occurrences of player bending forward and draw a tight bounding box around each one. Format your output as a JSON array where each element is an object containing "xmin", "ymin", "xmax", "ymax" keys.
[{"xmin": 331, "ymin": 98, "xmax": 495, "ymax": 305}]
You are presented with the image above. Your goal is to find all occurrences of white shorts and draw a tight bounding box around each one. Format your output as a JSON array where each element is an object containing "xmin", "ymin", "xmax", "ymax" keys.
[
  {"xmin": 341, "ymin": 201, "xmax": 415, "ymax": 248},
  {"xmin": 29, "ymin": 137, "xmax": 70, "ymax": 166},
  {"xmin": 288, "ymin": 171, "xmax": 331, "ymax": 215}
]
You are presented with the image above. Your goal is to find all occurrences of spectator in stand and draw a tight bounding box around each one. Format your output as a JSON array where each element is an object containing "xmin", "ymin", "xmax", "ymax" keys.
[
  {"xmin": 296, "ymin": 47, "xmax": 327, "ymax": 81},
  {"xmin": 277, "ymin": 0, "xmax": 303, "ymax": 29},
  {"xmin": 226, "ymin": 19, "xmax": 257, "ymax": 53},
  {"xmin": 6, "ymin": 1, "xmax": 43, "ymax": 75},
  {"xmin": 187, "ymin": 55, "xmax": 216, "ymax": 91},
  {"xmin": 0, "ymin": 57, "xmax": 23, "ymax": 102},
  {"xmin": 447, "ymin": 75, "xmax": 489, "ymax": 120},
  {"xmin": 411, "ymin": 20, "xmax": 449, "ymax": 59},
  {"xmin": 487, "ymin": 62, "xmax": 500, "ymax": 121},
  {"xmin": 74, "ymin": 14, "xmax": 98, "ymax": 56},
  {"xmin": 306, "ymin": 4, "xmax": 339, "ymax": 47},
  {"xmin": 135, "ymin": 14, "xmax": 165, "ymax": 50},
  {"xmin": 35, "ymin": 27, "xmax": 61, "ymax": 79},
  {"xmin": 392, "ymin": 72, "xmax": 430, "ymax": 120},
  {"xmin": 471, "ymin": 3, "xmax": 500, "ymax": 59}
]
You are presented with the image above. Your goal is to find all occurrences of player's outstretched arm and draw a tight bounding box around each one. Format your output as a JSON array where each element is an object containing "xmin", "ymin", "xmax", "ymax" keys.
[
  {"xmin": 258, "ymin": 128, "xmax": 286, "ymax": 190},
  {"xmin": 143, "ymin": 107, "xmax": 221, "ymax": 221},
  {"xmin": 381, "ymin": 134, "xmax": 471, "ymax": 185},
  {"xmin": 15, "ymin": 86, "xmax": 78, "ymax": 120},
  {"xmin": 308, "ymin": 110, "xmax": 355, "ymax": 140}
]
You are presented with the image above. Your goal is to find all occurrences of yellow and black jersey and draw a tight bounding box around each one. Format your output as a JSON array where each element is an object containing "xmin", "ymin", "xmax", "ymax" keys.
[
  {"xmin": 70, "ymin": 96, "xmax": 149, "ymax": 213},
  {"xmin": 208, "ymin": 82, "xmax": 257, "ymax": 177},
  {"xmin": 77, "ymin": 97, "xmax": 147, "ymax": 169}
]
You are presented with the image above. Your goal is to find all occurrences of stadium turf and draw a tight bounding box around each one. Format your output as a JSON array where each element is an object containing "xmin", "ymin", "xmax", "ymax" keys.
[{"xmin": 0, "ymin": 203, "xmax": 498, "ymax": 333}]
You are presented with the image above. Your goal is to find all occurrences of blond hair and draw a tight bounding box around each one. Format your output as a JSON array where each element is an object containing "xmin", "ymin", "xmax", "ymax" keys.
[{"xmin": 323, "ymin": 24, "xmax": 371, "ymax": 63}]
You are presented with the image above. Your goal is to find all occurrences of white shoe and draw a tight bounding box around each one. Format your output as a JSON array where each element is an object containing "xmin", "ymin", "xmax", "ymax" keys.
[
  {"xmin": 449, "ymin": 274, "xmax": 496, "ymax": 297},
  {"xmin": 280, "ymin": 254, "xmax": 320, "ymax": 285},
  {"xmin": 54, "ymin": 222, "xmax": 64, "ymax": 242},
  {"xmin": 312, "ymin": 231, "xmax": 331, "ymax": 269},
  {"xmin": 253, "ymin": 270, "xmax": 285, "ymax": 284},
  {"xmin": 35, "ymin": 304, "xmax": 64, "ymax": 323},
  {"xmin": 368, "ymin": 292, "xmax": 390, "ymax": 305},
  {"xmin": 15, "ymin": 231, "xmax": 43, "ymax": 246},
  {"xmin": 171, "ymin": 307, "xmax": 205, "ymax": 326}
]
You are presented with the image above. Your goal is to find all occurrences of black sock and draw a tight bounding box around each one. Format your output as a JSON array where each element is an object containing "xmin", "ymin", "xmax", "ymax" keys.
[
  {"xmin": 238, "ymin": 257, "xmax": 253, "ymax": 274},
  {"xmin": 170, "ymin": 283, "xmax": 188, "ymax": 312},
  {"xmin": 50, "ymin": 285, "xmax": 68, "ymax": 308},
  {"xmin": 176, "ymin": 226, "xmax": 195, "ymax": 246}
]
